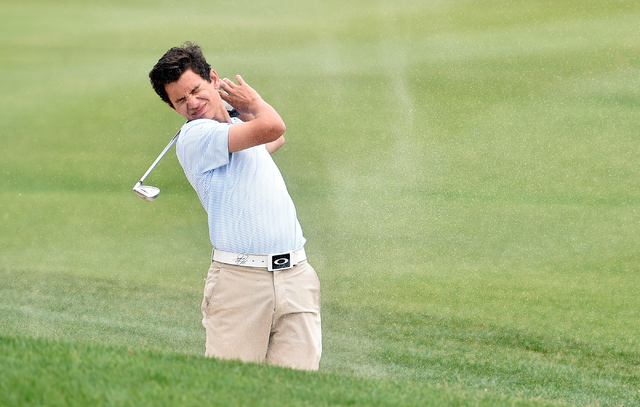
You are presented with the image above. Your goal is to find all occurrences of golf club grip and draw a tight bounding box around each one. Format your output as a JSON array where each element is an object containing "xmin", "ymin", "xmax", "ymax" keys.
[{"xmin": 137, "ymin": 131, "xmax": 180, "ymax": 183}]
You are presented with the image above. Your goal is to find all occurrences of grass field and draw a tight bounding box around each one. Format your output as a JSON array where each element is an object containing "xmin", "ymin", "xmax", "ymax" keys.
[{"xmin": 1, "ymin": 0, "xmax": 639, "ymax": 405}]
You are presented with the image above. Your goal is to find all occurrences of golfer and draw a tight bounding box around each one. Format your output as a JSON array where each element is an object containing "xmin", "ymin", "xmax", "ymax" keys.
[{"xmin": 149, "ymin": 43, "xmax": 321, "ymax": 371}]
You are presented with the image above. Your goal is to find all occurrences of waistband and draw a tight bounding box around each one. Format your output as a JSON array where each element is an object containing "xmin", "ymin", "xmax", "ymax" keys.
[{"xmin": 212, "ymin": 247, "xmax": 306, "ymax": 271}]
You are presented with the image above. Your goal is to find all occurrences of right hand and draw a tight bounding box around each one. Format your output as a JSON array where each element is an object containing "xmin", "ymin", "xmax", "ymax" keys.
[{"xmin": 218, "ymin": 75, "xmax": 262, "ymax": 115}]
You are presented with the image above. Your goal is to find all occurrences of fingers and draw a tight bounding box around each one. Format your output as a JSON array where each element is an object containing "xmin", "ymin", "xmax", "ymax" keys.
[
  {"xmin": 217, "ymin": 88, "xmax": 231, "ymax": 103},
  {"xmin": 219, "ymin": 75, "xmax": 247, "ymax": 90},
  {"xmin": 219, "ymin": 75, "xmax": 257, "ymax": 102},
  {"xmin": 218, "ymin": 77, "xmax": 233, "ymax": 93},
  {"xmin": 217, "ymin": 75, "xmax": 259, "ymax": 115}
]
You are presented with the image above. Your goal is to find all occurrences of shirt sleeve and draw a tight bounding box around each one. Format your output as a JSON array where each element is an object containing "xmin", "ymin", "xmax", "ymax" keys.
[{"xmin": 176, "ymin": 119, "xmax": 230, "ymax": 175}]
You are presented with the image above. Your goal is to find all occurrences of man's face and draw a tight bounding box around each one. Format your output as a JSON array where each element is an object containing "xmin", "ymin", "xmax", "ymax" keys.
[{"xmin": 165, "ymin": 69, "xmax": 221, "ymax": 121}]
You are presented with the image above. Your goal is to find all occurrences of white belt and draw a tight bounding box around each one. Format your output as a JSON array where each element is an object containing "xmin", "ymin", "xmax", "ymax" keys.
[{"xmin": 212, "ymin": 248, "xmax": 306, "ymax": 271}]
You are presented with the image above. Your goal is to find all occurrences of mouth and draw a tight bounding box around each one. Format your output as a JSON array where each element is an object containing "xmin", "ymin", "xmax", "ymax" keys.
[{"xmin": 191, "ymin": 104, "xmax": 206, "ymax": 119}]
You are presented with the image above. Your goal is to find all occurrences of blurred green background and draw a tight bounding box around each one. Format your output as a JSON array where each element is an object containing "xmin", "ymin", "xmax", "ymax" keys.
[{"xmin": 1, "ymin": 0, "xmax": 639, "ymax": 404}]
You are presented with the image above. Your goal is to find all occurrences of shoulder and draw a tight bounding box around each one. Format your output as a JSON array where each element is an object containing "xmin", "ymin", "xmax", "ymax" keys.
[
  {"xmin": 177, "ymin": 120, "xmax": 231, "ymax": 151},
  {"xmin": 181, "ymin": 119, "xmax": 229, "ymax": 135},
  {"xmin": 176, "ymin": 119, "xmax": 233, "ymax": 172},
  {"xmin": 179, "ymin": 118, "xmax": 244, "ymax": 138}
]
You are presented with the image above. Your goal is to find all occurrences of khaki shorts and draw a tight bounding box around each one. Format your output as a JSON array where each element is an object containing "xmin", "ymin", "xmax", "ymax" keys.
[{"xmin": 201, "ymin": 258, "xmax": 322, "ymax": 371}]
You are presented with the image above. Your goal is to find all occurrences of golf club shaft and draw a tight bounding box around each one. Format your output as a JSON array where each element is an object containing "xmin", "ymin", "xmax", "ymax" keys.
[{"xmin": 137, "ymin": 130, "xmax": 180, "ymax": 184}]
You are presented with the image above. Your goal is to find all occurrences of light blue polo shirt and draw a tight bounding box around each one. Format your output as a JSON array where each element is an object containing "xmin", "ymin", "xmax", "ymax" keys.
[{"xmin": 175, "ymin": 118, "xmax": 305, "ymax": 255}]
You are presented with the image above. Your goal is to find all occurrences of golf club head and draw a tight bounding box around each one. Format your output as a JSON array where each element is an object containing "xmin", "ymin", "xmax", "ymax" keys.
[{"xmin": 133, "ymin": 182, "xmax": 160, "ymax": 202}]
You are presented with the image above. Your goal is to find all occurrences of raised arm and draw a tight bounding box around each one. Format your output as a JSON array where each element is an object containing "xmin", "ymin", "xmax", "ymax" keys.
[
  {"xmin": 230, "ymin": 107, "xmax": 284, "ymax": 154},
  {"xmin": 219, "ymin": 75, "xmax": 286, "ymax": 153}
]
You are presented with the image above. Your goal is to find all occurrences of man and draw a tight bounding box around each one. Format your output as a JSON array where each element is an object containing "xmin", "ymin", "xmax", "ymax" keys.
[{"xmin": 148, "ymin": 43, "xmax": 321, "ymax": 371}]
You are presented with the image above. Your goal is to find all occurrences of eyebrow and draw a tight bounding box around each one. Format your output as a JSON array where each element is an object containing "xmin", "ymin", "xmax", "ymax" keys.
[{"xmin": 174, "ymin": 84, "xmax": 201, "ymax": 105}]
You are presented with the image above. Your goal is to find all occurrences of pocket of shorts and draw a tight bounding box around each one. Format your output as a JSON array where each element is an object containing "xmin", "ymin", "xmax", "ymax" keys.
[
  {"xmin": 201, "ymin": 263, "xmax": 221, "ymax": 317},
  {"xmin": 309, "ymin": 265, "xmax": 321, "ymax": 310},
  {"xmin": 287, "ymin": 262, "xmax": 321, "ymax": 313}
]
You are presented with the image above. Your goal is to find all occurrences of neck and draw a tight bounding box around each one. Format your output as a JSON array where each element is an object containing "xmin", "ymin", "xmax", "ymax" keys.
[{"xmin": 210, "ymin": 101, "xmax": 232, "ymax": 123}]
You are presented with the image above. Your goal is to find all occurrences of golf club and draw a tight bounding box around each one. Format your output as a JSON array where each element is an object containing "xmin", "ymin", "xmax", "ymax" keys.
[
  {"xmin": 133, "ymin": 130, "xmax": 180, "ymax": 202},
  {"xmin": 133, "ymin": 103, "xmax": 236, "ymax": 201}
]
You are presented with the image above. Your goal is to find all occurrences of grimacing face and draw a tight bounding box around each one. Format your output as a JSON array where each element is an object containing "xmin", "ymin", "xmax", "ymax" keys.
[{"xmin": 165, "ymin": 69, "xmax": 222, "ymax": 122}]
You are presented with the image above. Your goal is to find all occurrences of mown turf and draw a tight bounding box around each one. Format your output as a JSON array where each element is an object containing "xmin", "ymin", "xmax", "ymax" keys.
[
  {"xmin": 0, "ymin": 335, "xmax": 564, "ymax": 407},
  {"xmin": 1, "ymin": 267, "xmax": 638, "ymax": 406}
]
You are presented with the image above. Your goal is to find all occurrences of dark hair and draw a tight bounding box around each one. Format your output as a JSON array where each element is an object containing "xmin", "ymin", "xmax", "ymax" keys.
[{"xmin": 149, "ymin": 42, "xmax": 211, "ymax": 107}]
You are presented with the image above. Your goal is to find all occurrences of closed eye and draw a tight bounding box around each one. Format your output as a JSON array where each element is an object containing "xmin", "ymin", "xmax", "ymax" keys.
[{"xmin": 173, "ymin": 85, "xmax": 201, "ymax": 106}]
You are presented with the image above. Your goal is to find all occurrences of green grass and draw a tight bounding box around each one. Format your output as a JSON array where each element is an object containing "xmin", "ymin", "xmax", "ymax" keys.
[
  {"xmin": 1, "ymin": 0, "xmax": 640, "ymax": 405},
  {"xmin": 1, "ymin": 335, "xmax": 558, "ymax": 407}
]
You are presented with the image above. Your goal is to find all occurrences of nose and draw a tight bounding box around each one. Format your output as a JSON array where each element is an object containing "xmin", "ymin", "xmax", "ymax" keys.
[{"xmin": 186, "ymin": 94, "xmax": 199, "ymax": 108}]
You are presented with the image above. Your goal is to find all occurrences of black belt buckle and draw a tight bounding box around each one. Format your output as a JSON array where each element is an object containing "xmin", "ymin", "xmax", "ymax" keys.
[{"xmin": 268, "ymin": 251, "xmax": 293, "ymax": 271}]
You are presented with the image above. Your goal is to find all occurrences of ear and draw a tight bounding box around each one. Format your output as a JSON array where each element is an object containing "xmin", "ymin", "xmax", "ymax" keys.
[{"xmin": 209, "ymin": 69, "xmax": 221, "ymax": 88}]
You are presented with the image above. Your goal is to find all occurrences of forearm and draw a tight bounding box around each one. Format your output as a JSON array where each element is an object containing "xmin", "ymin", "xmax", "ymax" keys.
[
  {"xmin": 221, "ymin": 75, "xmax": 287, "ymax": 152},
  {"xmin": 249, "ymin": 101, "xmax": 286, "ymax": 140},
  {"xmin": 239, "ymin": 111, "xmax": 283, "ymax": 154},
  {"xmin": 266, "ymin": 136, "xmax": 285, "ymax": 154},
  {"xmin": 237, "ymin": 112, "xmax": 255, "ymax": 122}
]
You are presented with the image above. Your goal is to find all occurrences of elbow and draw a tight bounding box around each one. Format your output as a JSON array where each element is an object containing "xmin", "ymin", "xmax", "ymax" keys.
[
  {"xmin": 270, "ymin": 120, "xmax": 286, "ymax": 142},
  {"xmin": 276, "ymin": 120, "xmax": 286, "ymax": 138}
]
